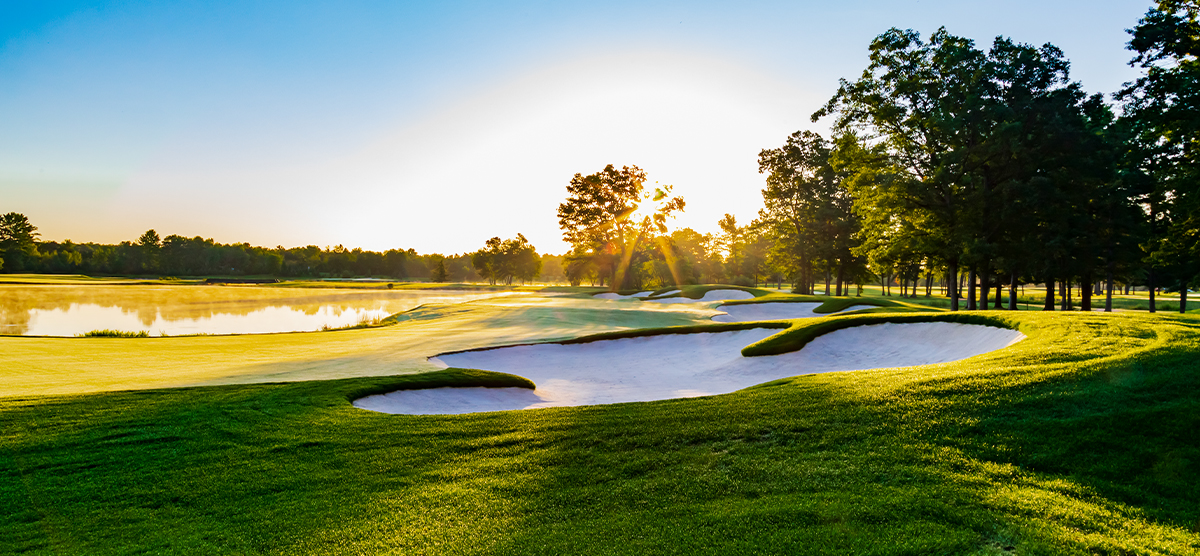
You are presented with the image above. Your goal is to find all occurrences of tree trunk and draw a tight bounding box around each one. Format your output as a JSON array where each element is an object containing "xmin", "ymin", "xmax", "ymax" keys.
[
  {"xmin": 1008, "ymin": 272, "xmax": 1017, "ymax": 311},
  {"xmin": 994, "ymin": 276, "xmax": 1003, "ymax": 309},
  {"xmin": 836, "ymin": 262, "xmax": 846, "ymax": 296},
  {"xmin": 1180, "ymin": 280, "xmax": 1188, "ymax": 313},
  {"xmin": 925, "ymin": 272, "xmax": 933, "ymax": 297},
  {"xmin": 1148, "ymin": 267, "xmax": 1156, "ymax": 313},
  {"xmin": 981, "ymin": 261, "xmax": 991, "ymax": 309},
  {"xmin": 948, "ymin": 262, "xmax": 960, "ymax": 311},
  {"xmin": 1105, "ymin": 251, "xmax": 1114, "ymax": 313},
  {"xmin": 1061, "ymin": 280, "xmax": 1070, "ymax": 311},
  {"xmin": 967, "ymin": 267, "xmax": 977, "ymax": 310},
  {"xmin": 1081, "ymin": 272, "xmax": 1092, "ymax": 312},
  {"xmin": 824, "ymin": 270, "xmax": 831, "ymax": 295},
  {"xmin": 1043, "ymin": 279, "xmax": 1055, "ymax": 311}
]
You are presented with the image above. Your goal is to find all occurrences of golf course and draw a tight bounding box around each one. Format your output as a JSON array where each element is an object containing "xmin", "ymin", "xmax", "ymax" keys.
[
  {"xmin": 1, "ymin": 280, "xmax": 1198, "ymax": 554},
  {"xmin": 6, "ymin": 1, "xmax": 1200, "ymax": 554}
]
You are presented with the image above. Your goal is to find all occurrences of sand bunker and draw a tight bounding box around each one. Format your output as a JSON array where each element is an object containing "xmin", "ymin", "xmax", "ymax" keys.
[
  {"xmin": 712, "ymin": 302, "xmax": 875, "ymax": 322},
  {"xmin": 354, "ymin": 322, "xmax": 1025, "ymax": 415},
  {"xmin": 594, "ymin": 291, "xmax": 653, "ymax": 300},
  {"xmin": 646, "ymin": 289, "xmax": 754, "ymax": 304}
]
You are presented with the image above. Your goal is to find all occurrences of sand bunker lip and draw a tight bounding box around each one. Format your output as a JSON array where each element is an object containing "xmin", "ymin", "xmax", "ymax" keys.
[
  {"xmin": 593, "ymin": 291, "xmax": 653, "ymax": 300},
  {"xmin": 712, "ymin": 302, "xmax": 875, "ymax": 322},
  {"xmin": 353, "ymin": 322, "xmax": 1025, "ymax": 415},
  {"xmin": 646, "ymin": 289, "xmax": 754, "ymax": 304}
]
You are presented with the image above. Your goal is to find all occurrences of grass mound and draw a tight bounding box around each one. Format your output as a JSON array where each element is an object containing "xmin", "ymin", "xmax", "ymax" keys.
[
  {"xmin": 719, "ymin": 294, "xmax": 896, "ymax": 314},
  {"xmin": 646, "ymin": 284, "xmax": 772, "ymax": 299},
  {"xmin": 348, "ymin": 368, "xmax": 535, "ymax": 401},
  {"xmin": 742, "ymin": 312, "xmax": 1018, "ymax": 356}
]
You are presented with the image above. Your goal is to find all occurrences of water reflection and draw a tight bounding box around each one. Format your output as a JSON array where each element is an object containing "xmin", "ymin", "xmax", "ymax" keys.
[{"xmin": 0, "ymin": 285, "xmax": 513, "ymax": 336}]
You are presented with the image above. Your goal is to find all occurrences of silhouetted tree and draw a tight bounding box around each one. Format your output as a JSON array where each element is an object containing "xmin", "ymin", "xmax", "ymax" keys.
[{"xmin": 557, "ymin": 164, "xmax": 684, "ymax": 290}]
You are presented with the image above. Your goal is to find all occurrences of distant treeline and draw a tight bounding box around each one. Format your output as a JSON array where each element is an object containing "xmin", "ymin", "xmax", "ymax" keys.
[{"xmin": 0, "ymin": 219, "xmax": 568, "ymax": 282}]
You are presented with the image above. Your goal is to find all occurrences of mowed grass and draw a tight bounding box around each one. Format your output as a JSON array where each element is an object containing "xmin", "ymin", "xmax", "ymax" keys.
[
  {"xmin": 0, "ymin": 295, "xmax": 713, "ymax": 397},
  {"xmin": 2, "ymin": 311, "xmax": 1199, "ymax": 554}
]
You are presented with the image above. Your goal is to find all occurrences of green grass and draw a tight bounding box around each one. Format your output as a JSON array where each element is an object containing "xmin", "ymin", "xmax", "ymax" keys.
[
  {"xmin": 2, "ymin": 311, "xmax": 1199, "ymax": 554},
  {"xmin": 741, "ymin": 312, "xmax": 1018, "ymax": 357},
  {"xmin": 719, "ymin": 292, "xmax": 902, "ymax": 314},
  {"xmin": 648, "ymin": 284, "xmax": 773, "ymax": 299},
  {"xmin": 855, "ymin": 283, "xmax": 1199, "ymax": 314},
  {"xmin": 347, "ymin": 367, "xmax": 536, "ymax": 397},
  {"xmin": 0, "ymin": 294, "xmax": 714, "ymax": 397},
  {"xmin": 77, "ymin": 329, "xmax": 152, "ymax": 338}
]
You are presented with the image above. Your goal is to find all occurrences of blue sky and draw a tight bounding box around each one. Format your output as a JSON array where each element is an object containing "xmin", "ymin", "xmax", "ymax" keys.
[{"xmin": 1, "ymin": 0, "xmax": 1153, "ymax": 253}]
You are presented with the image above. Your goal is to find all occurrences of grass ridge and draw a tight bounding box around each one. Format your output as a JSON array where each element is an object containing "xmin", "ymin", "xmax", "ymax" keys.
[
  {"xmin": 742, "ymin": 312, "xmax": 1020, "ymax": 357},
  {"xmin": 344, "ymin": 368, "xmax": 536, "ymax": 401}
]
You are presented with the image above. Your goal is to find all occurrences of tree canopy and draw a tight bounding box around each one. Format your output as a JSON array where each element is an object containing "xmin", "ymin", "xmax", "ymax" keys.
[{"xmin": 557, "ymin": 164, "xmax": 684, "ymax": 290}]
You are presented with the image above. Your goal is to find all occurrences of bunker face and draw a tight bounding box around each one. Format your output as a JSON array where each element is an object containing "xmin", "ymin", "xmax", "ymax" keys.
[
  {"xmin": 712, "ymin": 302, "xmax": 875, "ymax": 322},
  {"xmin": 354, "ymin": 322, "xmax": 1025, "ymax": 415},
  {"xmin": 593, "ymin": 291, "xmax": 652, "ymax": 300},
  {"xmin": 646, "ymin": 289, "xmax": 754, "ymax": 304}
]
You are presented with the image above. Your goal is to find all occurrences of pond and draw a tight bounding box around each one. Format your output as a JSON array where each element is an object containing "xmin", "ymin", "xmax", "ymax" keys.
[{"xmin": 0, "ymin": 285, "xmax": 517, "ymax": 337}]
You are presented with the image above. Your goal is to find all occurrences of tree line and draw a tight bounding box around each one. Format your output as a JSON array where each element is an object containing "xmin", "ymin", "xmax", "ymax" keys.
[
  {"xmin": 554, "ymin": 2, "xmax": 1200, "ymax": 313},
  {"xmin": 0, "ymin": 215, "xmax": 474, "ymax": 281}
]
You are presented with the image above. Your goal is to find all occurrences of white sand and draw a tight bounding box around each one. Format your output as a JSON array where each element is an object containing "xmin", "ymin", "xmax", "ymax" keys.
[
  {"xmin": 353, "ymin": 322, "xmax": 1025, "ymax": 415},
  {"xmin": 593, "ymin": 291, "xmax": 653, "ymax": 300},
  {"xmin": 646, "ymin": 289, "xmax": 755, "ymax": 304},
  {"xmin": 711, "ymin": 302, "xmax": 875, "ymax": 322}
]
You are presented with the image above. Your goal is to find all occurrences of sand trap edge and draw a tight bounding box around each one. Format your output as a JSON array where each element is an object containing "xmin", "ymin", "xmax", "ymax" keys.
[{"xmin": 741, "ymin": 313, "xmax": 1023, "ymax": 357}]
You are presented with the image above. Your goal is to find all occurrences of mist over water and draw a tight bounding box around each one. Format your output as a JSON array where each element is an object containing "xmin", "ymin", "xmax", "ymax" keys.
[{"xmin": 0, "ymin": 286, "xmax": 512, "ymax": 336}]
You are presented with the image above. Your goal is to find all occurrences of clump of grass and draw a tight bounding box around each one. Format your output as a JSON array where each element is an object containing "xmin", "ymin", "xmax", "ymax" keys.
[
  {"xmin": 320, "ymin": 313, "xmax": 388, "ymax": 332},
  {"xmin": 77, "ymin": 329, "xmax": 150, "ymax": 338}
]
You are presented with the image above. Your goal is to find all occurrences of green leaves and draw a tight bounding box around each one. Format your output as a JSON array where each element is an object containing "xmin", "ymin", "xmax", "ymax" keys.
[{"xmin": 470, "ymin": 234, "xmax": 541, "ymax": 286}]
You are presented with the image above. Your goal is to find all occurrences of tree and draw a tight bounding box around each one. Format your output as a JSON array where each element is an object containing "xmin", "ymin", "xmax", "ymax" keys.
[
  {"xmin": 557, "ymin": 165, "xmax": 684, "ymax": 290},
  {"xmin": 814, "ymin": 28, "xmax": 993, "ymax": 309},
  {"xmin": 137, "ymin": 229, "xmax": 161, "ymax": 274},
  {"xmin": 429, "ymin": 256, "xmax": 449, "ymax": 283},
  {"xmin": 0, "ymin": 212, "xmax": 40, "ymax": 272},
  {"xmin": 1120, "ymin": 0, "xmax": 1200, "ymax": 311},
  {"xmin": 758, "ymin": 131, "xmax": 861, "ymax": 295},
  {"xmin": 818, "ymin": 27, "xmax": 1130, "ymax": 311},
  {"xmin": 471, "ymin": 234, "xmax": 540, "ymax": 285}
]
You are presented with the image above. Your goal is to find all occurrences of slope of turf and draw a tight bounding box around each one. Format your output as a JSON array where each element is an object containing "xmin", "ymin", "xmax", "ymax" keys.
[
  {"xmin": 0, "ymin": 295, "xmax": 714, "ymax": 397},
  {"xmin": 2, "ymin": 311, "xmax": 1198, "ymax": 554}
]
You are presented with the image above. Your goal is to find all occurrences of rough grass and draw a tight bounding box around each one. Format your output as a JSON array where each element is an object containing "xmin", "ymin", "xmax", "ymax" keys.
[
  {"xmin": 2, "ymin": 311, "xmax": 1197, "ymax": 554},
  {"xmin": 77, "ymin": 329, "xmax": 151, "ymax": 338}
]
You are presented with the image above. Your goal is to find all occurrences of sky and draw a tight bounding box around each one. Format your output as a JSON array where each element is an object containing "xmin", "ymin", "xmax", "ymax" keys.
[{"xmin": 1, "ymin": 0, "xmax": 1154, "ymax": 254}]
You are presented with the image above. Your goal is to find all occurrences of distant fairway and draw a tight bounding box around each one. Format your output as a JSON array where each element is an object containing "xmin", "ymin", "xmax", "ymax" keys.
[{"xmin": 0, "ymin": 288, "xmax": 720, "ymax": 397}]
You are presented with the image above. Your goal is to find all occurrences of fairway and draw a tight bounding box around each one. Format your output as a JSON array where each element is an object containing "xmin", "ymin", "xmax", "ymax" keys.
[{"xmin": 0, "ymin": 291, "xmax": 725, "ymax": 397}]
